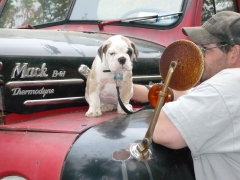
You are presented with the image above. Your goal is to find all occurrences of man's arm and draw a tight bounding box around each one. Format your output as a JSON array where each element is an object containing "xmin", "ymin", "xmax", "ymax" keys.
[
  {"xmin": 132, "ymin": 84, "xmax": 190, "ymax": 102},
  {"xmin": 132, "ymin": 84, "xmax": 149, "ymax": 103},
  {"xmin": 132, "ymin": 84, "xmax": 190, "ymax": 149},
  {"xmin": 153, "ymin": 110, "xmax": 187, "ymax": 149}
]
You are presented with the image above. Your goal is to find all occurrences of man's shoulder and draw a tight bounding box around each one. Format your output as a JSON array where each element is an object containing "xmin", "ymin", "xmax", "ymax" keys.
[
  {"xmin": 205, "ymin": 68, "xmax": 240, "ymax": 85},
  {"xmin": 218, "ymin": 68, "xmax": 240, "ymax": 76}
]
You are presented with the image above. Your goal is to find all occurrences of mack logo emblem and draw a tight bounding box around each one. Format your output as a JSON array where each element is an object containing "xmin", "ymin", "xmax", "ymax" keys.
[
  {"xmin": 11, "ymin": 63, "xmax": 48, "ymax": 78},
  {"xmin": 12, "ymin": 87, "xmax": 54, "ymax": 97}
]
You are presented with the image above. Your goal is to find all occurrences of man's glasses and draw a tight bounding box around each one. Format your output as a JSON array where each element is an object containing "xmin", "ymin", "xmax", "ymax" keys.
[{"xmin": 197, "ymin": 44, "xmax": 228, "ymax": 54}]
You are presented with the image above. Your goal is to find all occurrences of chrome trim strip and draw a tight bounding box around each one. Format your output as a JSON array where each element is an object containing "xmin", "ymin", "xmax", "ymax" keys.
[
  {"xmin": 133, "ymin": 75, "xmax": 161, "ymax": 81},
  {"xmin": 24, "ymin": 97, "xmax": 85, "ymax": 106},
  {"xmin": 6, "ymin": 76, "xmax": 160, "ymax": 87},
  {"xmin": 6, "ymin": 79, "xmax": 84, "ymax": 88}
]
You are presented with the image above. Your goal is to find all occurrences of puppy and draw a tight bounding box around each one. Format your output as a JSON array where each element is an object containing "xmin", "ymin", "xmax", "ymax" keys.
[{"xmin": 85, "ymin": 35, "xmax": 138, "ymax": 117}]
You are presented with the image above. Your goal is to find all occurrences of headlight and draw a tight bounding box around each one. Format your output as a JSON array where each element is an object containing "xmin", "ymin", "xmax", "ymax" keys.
[{"xmin": 1, "ymin": 176, "xmax": 27, "ymax": 180}]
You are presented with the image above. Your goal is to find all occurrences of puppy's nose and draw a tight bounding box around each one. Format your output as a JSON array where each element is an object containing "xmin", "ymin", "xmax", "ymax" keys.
[{"xmin": 118, "ymin": 57, "xmax": 126, "ymax": 65}]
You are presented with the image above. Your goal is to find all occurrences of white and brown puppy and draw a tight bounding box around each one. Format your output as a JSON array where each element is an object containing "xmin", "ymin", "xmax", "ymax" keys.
[{"xmin": 85, "ymin": 35, "xmax": 138, "ymax": 117}]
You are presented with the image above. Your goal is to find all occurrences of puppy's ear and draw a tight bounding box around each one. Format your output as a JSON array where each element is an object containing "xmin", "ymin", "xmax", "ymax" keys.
[
  {"xmin": 130, "ymin": 42, "xmax": 139, "ymax": 62},
  {"xmin": 97, "ymin": 45, "xmax": 104, "ymax": 61},
  {"xmin": 121, "ymin": 35, "xmax": 139, "ymax": 61},
  {"xmin": 98, "ymin": 40, "xmax": 111, "ymax": 62}
]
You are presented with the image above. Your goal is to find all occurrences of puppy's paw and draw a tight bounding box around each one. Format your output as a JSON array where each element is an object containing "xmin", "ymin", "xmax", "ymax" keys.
[
  {"xmin": 85, "ymin": 109, "xmax": 102, "ymax": 117},
  {"xmin": 101, "ymin": 104, "xmax": 116, "ymax": 112},
  {"xmin": 117, "ymin": 104, "xmax": 133, "ymax": 114}
]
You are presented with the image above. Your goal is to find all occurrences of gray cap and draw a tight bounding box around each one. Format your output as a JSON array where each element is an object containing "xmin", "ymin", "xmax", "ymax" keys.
[{"xmin": 182, "ymin": 11, "xmax": 240, "ymax": 45}]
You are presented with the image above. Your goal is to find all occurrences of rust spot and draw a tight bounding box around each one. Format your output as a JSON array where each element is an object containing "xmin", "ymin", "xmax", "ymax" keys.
[{"xmin": 112, "ymin": 149, "xmax": 130, "ymax": 161}]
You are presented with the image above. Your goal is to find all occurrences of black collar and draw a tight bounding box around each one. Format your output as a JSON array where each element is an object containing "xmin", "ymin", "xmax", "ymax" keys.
[{"xmin": 103, "ymin": 70, "xmax": 111, "ymax": 72}]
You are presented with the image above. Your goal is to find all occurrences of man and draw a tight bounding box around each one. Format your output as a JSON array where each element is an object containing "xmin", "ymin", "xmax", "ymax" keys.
[{"xmin": 132, "ymin": 11, "xmax": 240, "ymax": 180}]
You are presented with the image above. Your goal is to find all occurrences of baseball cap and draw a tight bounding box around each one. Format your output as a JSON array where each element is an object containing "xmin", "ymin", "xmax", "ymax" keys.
[{"xmin": 182, "ymin": 11, "xmax": 240, "ymax": 45}]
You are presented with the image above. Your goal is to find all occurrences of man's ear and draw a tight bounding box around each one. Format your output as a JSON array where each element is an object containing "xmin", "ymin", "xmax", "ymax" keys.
[
  {"xmin": 97, "ymin": 40, "xmax": 111, "ymax": 62},
  {"xmin": 230, "ymin": 45, "xmax": 240, "ymax": 65}
]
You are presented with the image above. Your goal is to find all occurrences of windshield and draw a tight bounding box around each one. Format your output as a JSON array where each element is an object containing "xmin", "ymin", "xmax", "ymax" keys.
[
  {"xmin": 0, "ymin": 0, "xmax": 184, "ymax": 28},
  {"xmin": 71, "ymin": 0, "xmax": 183, "ymax": 25},
  {"xmin": 0, "ymin": 0, "xmax": 72, "ymax": 28}
]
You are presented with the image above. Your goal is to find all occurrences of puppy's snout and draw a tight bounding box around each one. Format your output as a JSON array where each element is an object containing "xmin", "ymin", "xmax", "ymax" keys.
[{"xmin": 118, "ymin": 57, "xmax": 126, "ymax": 65}]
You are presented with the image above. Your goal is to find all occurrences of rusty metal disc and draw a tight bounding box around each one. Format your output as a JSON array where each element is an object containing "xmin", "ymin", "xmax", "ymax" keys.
[{"xmin": 159, "ymin": 40, "xmax": 204, "ymax": 91}]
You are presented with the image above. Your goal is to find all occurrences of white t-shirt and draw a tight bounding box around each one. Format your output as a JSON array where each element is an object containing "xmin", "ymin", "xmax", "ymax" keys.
[{"xmin": 163, "ymin": 68, "xmax": 240, "ymax": 180}]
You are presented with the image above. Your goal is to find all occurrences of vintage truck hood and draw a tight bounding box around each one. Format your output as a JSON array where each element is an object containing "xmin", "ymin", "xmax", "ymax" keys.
[
  {"xmin": 0, "ymin": 109, "xmax": 195, "ymax": 180},
  {"xmin": 0, "ymin": 29, "xmax": 164, "ymax": 114},
  {"xmin": 62, "ymin": 109, "xmax": 195, "ymax": 180}
]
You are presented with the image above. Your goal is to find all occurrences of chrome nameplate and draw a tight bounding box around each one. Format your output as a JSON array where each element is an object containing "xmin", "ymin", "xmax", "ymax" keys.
[
  {"xmin": 10, "ymin": 63, "xmax": 68, "ymax": 78},
  {"xmin": 52, "ymin": 70, "xmax": 66, "ymax": 77},
  {"xmin": 12, "ymin": 87, "xmax": 54, "ymax": 97},
  {"xmin": 11, "ymin": 63, "xmax": 48, "ymax": 79}
]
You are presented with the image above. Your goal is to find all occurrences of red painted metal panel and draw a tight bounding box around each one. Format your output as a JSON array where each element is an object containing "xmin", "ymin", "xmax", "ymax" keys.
[
  {"xmin": 44, "ymin": 23, "xmax": 189, "ymax": 48},
  {"xmin": 0, "ymin": 110, "xmax": 122, "ymax": 133},
  {"xmin": 195, "ymin": 0, "xmax": 204, "ymax": 25},
  {"xmin": 0, "ymin": 131, "xmax": 78, "ymax": 180},
  {"xmin": 4, "ymin": 107, "xmax": 88, "ymax": 125}
]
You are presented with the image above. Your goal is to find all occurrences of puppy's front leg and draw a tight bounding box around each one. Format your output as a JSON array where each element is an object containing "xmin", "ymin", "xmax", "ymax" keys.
[
  {"xmin": 85, "ymin": 81, "xmax": 102, "ymax": 117},
  {"xmin": 85, "ymin": 93, "xmax": 102, "ymax": 117}
]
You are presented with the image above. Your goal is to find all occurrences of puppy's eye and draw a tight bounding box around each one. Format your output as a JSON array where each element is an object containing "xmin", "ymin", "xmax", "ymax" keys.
[
  {"xmin": 110, "ymin": 52, "xmax": 115, "ymax": 56},
  {"xmin": 127, "ymin": 49, "xmax": 132, "ymax": 57}
]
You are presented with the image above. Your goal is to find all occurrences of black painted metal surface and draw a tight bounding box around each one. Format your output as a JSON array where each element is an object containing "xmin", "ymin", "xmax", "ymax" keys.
[
  {"xmin": 0, "ymin": 29, "xmax": 164, "ymax": 114},
  {"xmin": 62, "ymin": 110, "xmax": 195, "ymax": 180}
]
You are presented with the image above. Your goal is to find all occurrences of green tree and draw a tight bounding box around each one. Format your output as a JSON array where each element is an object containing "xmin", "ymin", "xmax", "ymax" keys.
[
  {"xmin": 202, "ymin": 0, "xmax": 215, "ymax": 24},
  {"xmin": 0, "ymin": 0, "xmax": 72, "ymax": 28}
]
